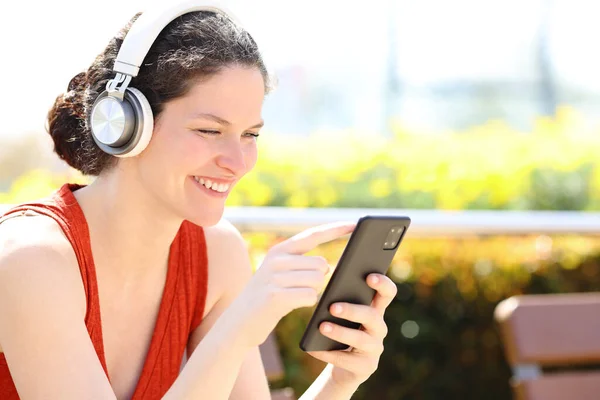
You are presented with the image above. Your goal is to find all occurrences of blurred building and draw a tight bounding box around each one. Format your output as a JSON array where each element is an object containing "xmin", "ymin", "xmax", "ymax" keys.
[{"xmin": 250, "ymin": 0, "xmax": 600, "ymax": 135}]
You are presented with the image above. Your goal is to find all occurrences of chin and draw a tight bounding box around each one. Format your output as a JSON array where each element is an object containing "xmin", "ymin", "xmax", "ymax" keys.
[{"xmin": 184, "ymin": 206, "xmax": 225, "ymax": 228}]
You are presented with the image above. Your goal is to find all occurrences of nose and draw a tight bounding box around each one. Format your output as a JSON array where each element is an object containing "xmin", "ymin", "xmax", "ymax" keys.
[{"xmin": 215, "ymin": 137, "xmax": 247, "ymax": 176}]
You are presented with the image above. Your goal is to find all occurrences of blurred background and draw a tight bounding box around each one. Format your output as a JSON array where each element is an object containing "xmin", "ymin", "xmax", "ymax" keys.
[{"xmin": 2, "ymin": 0, "xmax": 600, "ymax": 399}]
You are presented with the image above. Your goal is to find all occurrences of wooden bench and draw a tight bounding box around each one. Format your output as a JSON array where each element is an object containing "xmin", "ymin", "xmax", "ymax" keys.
[{"xmin": 494, "ymin": 293, "xmax": 600, "ymax": 400}]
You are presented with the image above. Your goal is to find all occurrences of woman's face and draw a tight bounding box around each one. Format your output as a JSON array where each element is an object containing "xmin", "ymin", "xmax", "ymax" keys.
[{"xmin": 134, "ymin": 65, "xmax": 265, "ymax": 226}]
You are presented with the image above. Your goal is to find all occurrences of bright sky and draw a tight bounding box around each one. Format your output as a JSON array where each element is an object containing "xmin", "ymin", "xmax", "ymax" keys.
[
  {"xmin": 1, "ymin": 0, "xmax": 599, "ymax": 137},
  {"xmin": 0, "ymin": 0, "xmax": 279, "ymax": 137}
]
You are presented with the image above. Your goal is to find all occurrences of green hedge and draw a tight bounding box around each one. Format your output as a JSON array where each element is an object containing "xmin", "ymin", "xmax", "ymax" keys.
[
  {"xmin": 225, "ymin": 106, "xmax": 600, "ymax": 211},
  {"xmin": 4, "ymin": 106, "xmax": 600, "ymax": 212}
]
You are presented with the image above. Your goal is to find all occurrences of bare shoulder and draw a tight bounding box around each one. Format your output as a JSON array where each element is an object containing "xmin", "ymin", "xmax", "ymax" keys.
[
  {"xmin": 0, "ymin": 211, "xmax": 84, "ymax": 297},
  {"xmin": 1, "ymin": 212, "xmax": 71, "ymax": 252},
  {"xmin": 0, "ymin": 213, "xmax": 78, "ymax": 274},
  {"xmin": 201, "ymin": 218, "xmax": 252, "ymax": 308},
  {"xmin": 0, "ymin": 214, "xmax": 85, "ymax": 349},
  {"xmin": 203, "ymin": 218, "xmax": 246, "ymax": 247},
  {"xmin": 187, "ymin": 218, "xmax": 253, "ymax": 349},
  {"xmin": 203, "ymin": 218, "xmax": 251, "ymax": 271}
]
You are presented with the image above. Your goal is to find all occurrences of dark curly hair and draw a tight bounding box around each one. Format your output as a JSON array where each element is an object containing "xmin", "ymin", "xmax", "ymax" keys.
[{"xmin": 47, "ymin": 11, "xmax": 272, "ymax": 176}]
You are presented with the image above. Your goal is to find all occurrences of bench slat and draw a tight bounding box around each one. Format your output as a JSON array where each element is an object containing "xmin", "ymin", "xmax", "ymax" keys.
[
  {"xmin": 496, "ymin": 293, "xmax": 600, "ymax": 365},
  {"xmin": 514, "ymin": 371, "xmax": 600, "ymax": 400}
]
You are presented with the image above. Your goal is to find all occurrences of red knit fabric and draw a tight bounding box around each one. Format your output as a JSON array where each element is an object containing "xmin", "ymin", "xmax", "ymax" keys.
[{"xmin": 0, "ymin": 184, "xmax": 209, "ymax": 399}]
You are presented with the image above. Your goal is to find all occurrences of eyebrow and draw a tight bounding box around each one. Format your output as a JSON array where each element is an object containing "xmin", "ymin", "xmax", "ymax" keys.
[{"xmin": 191, "ymin": 112, "xmax": 264, "ymax": 130}]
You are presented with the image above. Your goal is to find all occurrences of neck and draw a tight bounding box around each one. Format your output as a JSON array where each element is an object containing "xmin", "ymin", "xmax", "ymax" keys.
[{"xmin": 73, "ymin": 172, "xmax": 184, "ymax": 279}]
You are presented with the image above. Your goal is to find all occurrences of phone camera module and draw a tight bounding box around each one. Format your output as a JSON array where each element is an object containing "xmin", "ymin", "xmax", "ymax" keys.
[{"xmin": 383, "ymin": 226, "xmax": 405, "ymax": 250}]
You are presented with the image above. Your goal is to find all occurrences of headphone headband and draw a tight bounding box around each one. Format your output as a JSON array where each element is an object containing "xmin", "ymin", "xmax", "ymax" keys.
[
  {"xmin": 91, "ymin": 0, "xmax": 246, "ymax": 158},
  {"xmin": 113, "ymin": 0, "xmax": 242, "ymax": 77}
]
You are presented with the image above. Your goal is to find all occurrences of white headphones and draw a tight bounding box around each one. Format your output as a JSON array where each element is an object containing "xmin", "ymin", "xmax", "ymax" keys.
[{"xmin": 89, "ymin": 0, "xmax": 242, "ymax": 157}]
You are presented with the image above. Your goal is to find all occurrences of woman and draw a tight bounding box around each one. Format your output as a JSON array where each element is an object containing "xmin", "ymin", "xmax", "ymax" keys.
[{"xmin": 0, "ymin": 2, "xmax": 397, "ymax": 399}]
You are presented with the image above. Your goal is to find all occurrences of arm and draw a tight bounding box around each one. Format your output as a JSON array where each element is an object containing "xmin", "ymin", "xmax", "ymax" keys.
[
  {"xmin": 299, "ymin": 364, "xmax": 359, "ymax": 400},
  {"xmin": 165, "ymin": 219, "xmax": 271, "ymax": 400},
  {"xmin": 0, "ymin": 218, "xmax": 116, "ymax": 400}
]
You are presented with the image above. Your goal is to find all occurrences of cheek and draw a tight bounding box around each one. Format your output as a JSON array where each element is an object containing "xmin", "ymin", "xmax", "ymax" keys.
[
  {"xmin": 164, "ymin": 132, "xmax": 213, "ymax": 167},
  {"xmin": 143, "ymin": 126, "xmax": 185, "ymax": 162},
  {"xmin": 179, "ymin": 138, "xmax": 209, "ymax": 163},
  {"xmin": 244, "ymin": 142, "xmax": 258, "ymax": 170}
]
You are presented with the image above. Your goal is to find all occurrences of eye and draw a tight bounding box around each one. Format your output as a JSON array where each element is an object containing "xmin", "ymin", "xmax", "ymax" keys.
[
  {"xmin": 244, "ymin": 132, "xmax": 260, "ymax": 138},
  {"xmin": 195, "ymin": 129, "xmax": 220, "ymax": 135}
]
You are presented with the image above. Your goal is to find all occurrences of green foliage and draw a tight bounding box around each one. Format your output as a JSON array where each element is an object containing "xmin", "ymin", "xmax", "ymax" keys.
[
  {"xmin": 4, "ymin": 106, "xmax": 600, "ymax": 212},
  {"xmin": 226, "ymin": 106, "xmax": 600, "ymax": 211},
  {"xmin": 0, "ymin": 168, "xmax": 89, "ymax": 205}
]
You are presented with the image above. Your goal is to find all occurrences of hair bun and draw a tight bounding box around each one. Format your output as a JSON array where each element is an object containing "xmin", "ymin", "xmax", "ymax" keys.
[
  {"xmin": 46, "ymin": 72, "xmax": 89, "ymax": 173},
  {"xmin": 67, "ymin": 72, "xmax": 87, "ymax": 92}
]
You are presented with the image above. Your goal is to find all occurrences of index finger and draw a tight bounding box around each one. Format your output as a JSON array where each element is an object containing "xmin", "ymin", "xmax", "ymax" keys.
[{"xmin": 273, "ymin": 221, "xmax": 356, "ymax": 255}]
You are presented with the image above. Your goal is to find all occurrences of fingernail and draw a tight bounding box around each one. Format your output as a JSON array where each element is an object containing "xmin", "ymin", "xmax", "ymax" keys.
[
  {"xmin": 332, "ymin": 304, "xmax": 343, "ymax": 315},
  {"xmin": 370, "ymin": 275, "xmax": 380, "ymax": 284},
  {"xmin": 322, "ymin": 323, "xmax": 333, "ymax": 333}
]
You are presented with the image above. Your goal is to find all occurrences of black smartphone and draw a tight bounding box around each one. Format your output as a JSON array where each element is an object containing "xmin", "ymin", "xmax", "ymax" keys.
[{"xmin": 299, "ymin": 215, "xmax": 411, "ymax": 352}]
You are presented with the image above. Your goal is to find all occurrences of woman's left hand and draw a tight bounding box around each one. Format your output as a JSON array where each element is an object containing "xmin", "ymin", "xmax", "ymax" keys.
[{"xmin": 307, "ymin": 273, "xmax": 398, "ymax": 389}]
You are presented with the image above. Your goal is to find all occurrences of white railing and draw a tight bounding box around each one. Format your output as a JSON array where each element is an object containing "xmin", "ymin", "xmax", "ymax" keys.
[
  {"xmin": 3, "ymin": 203, "xmax": 600, "ymax": 237},
  {"xmin": 223, "ymin": 207, "xmax": 600, "ymax": 237}
]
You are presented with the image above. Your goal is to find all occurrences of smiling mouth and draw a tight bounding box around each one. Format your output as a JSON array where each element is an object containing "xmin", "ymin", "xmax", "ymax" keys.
[
  {"xmin": 193, "ymin": 176, "xmax": 232, "ymax": 193},
  {"xmin": 191, "ymin": 176, "xmax": 233, "ymax": 197}
]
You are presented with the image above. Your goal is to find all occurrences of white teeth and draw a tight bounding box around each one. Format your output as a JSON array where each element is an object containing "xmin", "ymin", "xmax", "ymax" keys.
[{"xmin": 193, "ymin": 176, "xmax": 230, "ymax": 193}]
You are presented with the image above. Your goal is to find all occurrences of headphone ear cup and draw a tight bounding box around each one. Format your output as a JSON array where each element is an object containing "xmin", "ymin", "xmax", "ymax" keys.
[
  {"xmin": 89, "ymin": 87, "xmax": 154, "ymax": 157},
  {"xmin": 116, "ymin": 87, "xmax": 154, "ymax": 158}
]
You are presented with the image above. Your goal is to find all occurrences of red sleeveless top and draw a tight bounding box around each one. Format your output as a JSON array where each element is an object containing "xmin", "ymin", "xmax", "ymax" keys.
[{"xmin": 0, "ymin": 183, "xmax": 209, "ymax": 399}]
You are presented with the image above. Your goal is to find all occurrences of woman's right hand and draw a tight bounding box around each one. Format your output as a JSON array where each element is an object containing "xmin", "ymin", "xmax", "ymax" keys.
[{"xmin": 231, "ymin": 222, "xmax": 356, "ymax": 348}]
